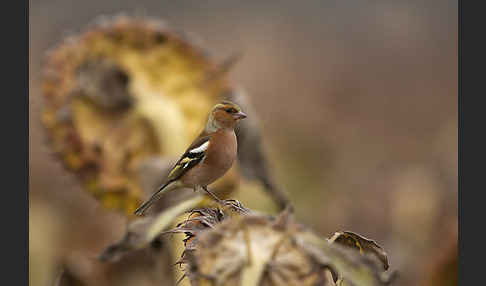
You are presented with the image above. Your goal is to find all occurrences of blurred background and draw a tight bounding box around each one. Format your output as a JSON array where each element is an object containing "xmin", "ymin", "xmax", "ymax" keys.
[{"xmin": 29, "ymin": 0, "xmax": 457, "ymax": 285}]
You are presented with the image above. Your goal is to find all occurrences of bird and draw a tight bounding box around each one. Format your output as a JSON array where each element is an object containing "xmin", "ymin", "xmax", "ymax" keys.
[{"xmin": 134, "ymin": 101, "xmax": 247, "ymax": 216}]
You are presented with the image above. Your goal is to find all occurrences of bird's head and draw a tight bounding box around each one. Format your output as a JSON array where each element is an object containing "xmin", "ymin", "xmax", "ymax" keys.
[{"xmin": 207, "ymin": 101, "xmax": 247, "ymax": 131}]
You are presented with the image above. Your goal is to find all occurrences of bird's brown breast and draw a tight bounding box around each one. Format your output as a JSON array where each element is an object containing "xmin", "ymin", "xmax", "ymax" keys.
[{"xmin": 181, "ymin": 129, "xmax": 237, "ymax": 187}]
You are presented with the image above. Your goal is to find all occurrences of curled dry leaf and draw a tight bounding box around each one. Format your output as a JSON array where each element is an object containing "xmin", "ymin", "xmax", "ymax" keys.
[
  {"xmin": 168, "ymin": 205, "xmax": 393, "ymax": 286},
  {"xmin": 328, "ymin": 231, "xmax": 389, "ymax": 271},
  {"xmin": 99, "ymin": 195, "xmax": 206, "ymax": 262}
]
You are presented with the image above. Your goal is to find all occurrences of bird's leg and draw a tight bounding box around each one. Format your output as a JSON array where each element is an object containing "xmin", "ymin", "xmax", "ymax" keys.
[
  {"xmin": 201, "ymin": 186, "xmax": 249, "ymax": 214},
  {"xmin": 201, "ymin": 186, "xmax": 223, "ymax": 203}
]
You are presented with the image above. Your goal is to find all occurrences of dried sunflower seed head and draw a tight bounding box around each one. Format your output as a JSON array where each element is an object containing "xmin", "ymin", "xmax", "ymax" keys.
[
  {"xmin": 169, "ymin": 206, "xmax": 393, "ymax": 286},
  {"xmin": 41, "ymin": 15, "xmax": 239, "ymax": 215}
]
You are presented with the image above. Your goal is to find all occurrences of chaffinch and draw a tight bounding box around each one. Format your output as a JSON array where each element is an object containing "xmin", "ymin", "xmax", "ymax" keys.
[{"xmin": 134, "ymin": 101, "xmax": 247, "ymax": 216}]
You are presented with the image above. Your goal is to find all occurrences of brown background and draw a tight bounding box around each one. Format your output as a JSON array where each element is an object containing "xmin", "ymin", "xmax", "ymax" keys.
[{"xmin": 29, "ymin": 1, "xmax": 457, "ymax": 285}]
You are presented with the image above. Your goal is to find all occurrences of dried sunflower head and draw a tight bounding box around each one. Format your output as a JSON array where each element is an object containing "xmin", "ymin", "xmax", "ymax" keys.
[
  {"xmin": 41, "ymin": 16, "xmax": 239, "ymax": 215},
  {"xmin": 170, "ymin": 206, "xmax": 394, "ymax": 286}
]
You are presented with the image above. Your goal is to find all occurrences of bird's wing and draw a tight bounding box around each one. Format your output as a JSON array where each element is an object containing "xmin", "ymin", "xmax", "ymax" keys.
[{"xmin": 167, "ymin": 134, "xmax": 211, "ymax": 181}]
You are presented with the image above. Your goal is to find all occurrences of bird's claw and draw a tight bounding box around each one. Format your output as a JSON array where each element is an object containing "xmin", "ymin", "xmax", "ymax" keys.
[{"xmin": 220, "ymin": 199, "xmax": 250, "ymax": 214}]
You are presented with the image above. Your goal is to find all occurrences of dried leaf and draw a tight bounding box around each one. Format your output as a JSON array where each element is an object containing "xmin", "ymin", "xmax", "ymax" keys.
[
  {"xmin": 297, "ymin": 232, "xmax": 391, "ymax": 286},
  {"xmin": 328, "ymin": 231, "xmax": 389, "ymax": 270},
  {"xmin": 99, "ymin": 195, "xmax": 205, "ymax": 262}
]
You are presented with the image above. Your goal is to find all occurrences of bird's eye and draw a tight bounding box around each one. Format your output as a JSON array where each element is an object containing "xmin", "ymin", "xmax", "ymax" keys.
[{"xmin": 225, "ymin": 108, "xmax": 233, "ymax": 113}]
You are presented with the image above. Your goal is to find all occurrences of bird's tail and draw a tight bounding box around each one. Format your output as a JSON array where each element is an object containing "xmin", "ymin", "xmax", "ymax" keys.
[{"xmin": 134, "ymin": 180, "xmax": 178, "ymax": 216}]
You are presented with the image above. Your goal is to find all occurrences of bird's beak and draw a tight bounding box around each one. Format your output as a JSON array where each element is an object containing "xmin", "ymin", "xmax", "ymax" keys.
[{"xmin": 233, "ymin": 111, "xmax": 247, "ymax": 120}]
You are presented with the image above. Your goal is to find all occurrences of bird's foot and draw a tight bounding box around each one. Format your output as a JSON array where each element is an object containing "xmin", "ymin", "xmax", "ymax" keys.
[
  {"xmin": 219, "ymin": 199, "xmax": 250, "ymax": 214},
  {"xmin": 201, "ymin": 186, "xmax": 249, "ymax": 214}
]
